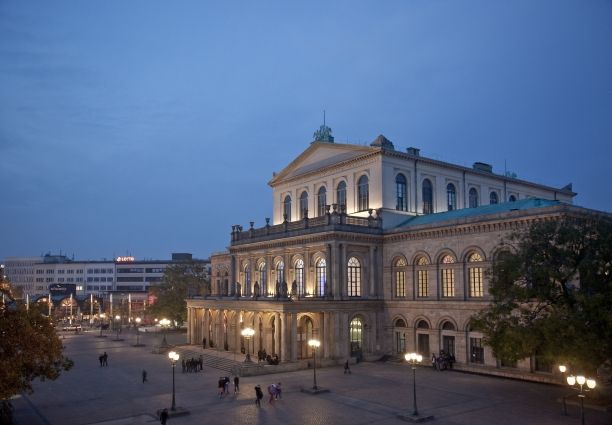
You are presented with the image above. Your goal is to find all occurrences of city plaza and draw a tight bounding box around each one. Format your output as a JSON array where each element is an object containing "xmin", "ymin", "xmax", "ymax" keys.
[{"xmin": 11, "ymin": 328, "xmax": 611, "ymax": 425}]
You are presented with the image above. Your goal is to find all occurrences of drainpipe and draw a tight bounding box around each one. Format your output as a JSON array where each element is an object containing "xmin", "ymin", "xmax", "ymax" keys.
[{"xmin": 414, "ymin": 159, "xmax": 418, "ymax": 214}]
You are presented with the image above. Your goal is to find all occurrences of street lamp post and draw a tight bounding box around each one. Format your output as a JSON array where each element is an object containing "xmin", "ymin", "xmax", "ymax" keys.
[
  {"xmin": 566, "ymin": 374, "xmax": 597, "ymax": 425},
  {"xmin": 98, "ymin": 313, "xmax": 106, "ymax": 338},
  {"xmin": 114, "ymin": 315, "xmax": 121, "ymax": 340},
  {"xmin": 159, "ymin": 318, "xmax": 171, "ymax": 347},
  {"xmin": 168, "ymin": 350, "xmax": 180, "ymax": 411},
  {"xmin": 405, "ymin": 352, "xmax": 423, "ymax": 417},
  {"xmin": 241, "ymin": 327, "xmax": 255, "ymax": 362},
  {"xmin": 133, "ymin": 317, "xmax": 143, "ymax": 346},
  {"xmin": 308, "ymin": 339, "xmax": 320, "ymax": 390}
]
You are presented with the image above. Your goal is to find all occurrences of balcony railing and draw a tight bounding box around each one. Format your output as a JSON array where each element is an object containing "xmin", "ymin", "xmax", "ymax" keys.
[{"xmin": 230, "ymin": 205, "xmax": 383, "ymax": 245}]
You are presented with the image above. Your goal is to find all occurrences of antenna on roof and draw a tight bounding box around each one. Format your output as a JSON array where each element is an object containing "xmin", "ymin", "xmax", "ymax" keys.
[{"xmin": 323, "ymin": 109, "xmax": 326, "ymax": 126}]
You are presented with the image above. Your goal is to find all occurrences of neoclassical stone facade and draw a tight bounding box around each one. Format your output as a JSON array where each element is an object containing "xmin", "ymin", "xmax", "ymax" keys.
[{"xmin": 187, "ymin": 132, "xmax": 593, "ymax": 377}]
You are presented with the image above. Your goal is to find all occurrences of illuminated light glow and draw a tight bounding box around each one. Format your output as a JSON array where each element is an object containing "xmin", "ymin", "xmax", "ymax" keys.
[
  {"xmin": 308, "ymin": 339, "xmax": 321, "ymax": 348},
  {"xmin": 576, "ymin": 375, "xmax": 586, "ymax": 386},
  {"xmin": 586, "ymin": 379, "xmax": 596, "ymax": 389},
  {"xmin": 567, "ymin": 375, "xmax": 576, "ymax": 386},
  {"xmin": 116, "ymin": 256, "xmax": 135, "ymax": 262},
  {"xmin": 558, "ymin": 365, "xmax": 567, "ymax": 373}
]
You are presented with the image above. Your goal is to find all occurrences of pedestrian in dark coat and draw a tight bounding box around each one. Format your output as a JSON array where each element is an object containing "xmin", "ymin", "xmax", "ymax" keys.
[
  {"xmin": 142, "ymin": 369, "xmax": 148, "ymax": 383},
  {"xmin": 255, "ymin": 385, "xmax": 263, "ymax": 407},
  {"xmin": 159, "ymin": 408, "xmax": 169, "ymax": 424}
]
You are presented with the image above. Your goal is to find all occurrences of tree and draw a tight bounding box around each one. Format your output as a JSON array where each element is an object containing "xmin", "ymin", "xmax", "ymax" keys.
[
  {"xmin": 148, "ymin": 261, "xmax": 209, "ymax": 326},
  {"xmin": 0, "ymin": 282, "xmax": 74, "ymax": 403},
  {"xmin": 472, "ymin": 215, "xmax": 612, "ymax": 373}
]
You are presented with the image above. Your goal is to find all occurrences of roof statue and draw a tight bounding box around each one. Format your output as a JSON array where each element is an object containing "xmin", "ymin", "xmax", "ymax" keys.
[{"xmin": 312, "ymin": 110, "xmax": 334, "ymax": 143}]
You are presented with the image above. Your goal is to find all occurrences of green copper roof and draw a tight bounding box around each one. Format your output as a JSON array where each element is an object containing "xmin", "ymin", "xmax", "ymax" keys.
[{"xmin": 394, "ymin": 198, "xmax": 562, "ymax": 229}]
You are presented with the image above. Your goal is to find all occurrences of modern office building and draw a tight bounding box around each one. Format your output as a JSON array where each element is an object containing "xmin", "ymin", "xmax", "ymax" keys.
[{"xmin": 185, "ymin": 125, "xmax": 601, "ymax": 380}]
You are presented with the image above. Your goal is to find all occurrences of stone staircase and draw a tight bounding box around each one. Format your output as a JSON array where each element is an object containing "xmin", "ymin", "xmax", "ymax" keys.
[{"xmin": 171, "ymin": 346, "xmax": 241, "ymax": 373}]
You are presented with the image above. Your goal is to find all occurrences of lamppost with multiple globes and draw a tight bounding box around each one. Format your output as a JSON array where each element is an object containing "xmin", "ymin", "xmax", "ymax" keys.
[
  {"xmin": 308, "ymin": 339, "xmax": 321, "ymax": 390},
  {"xmin": 566, "ymin": 374, "xmax": 597, "ymax": 425},
  {"xmin": 241, "ymin": 327, "xmax": 255, "ymax": 362},
  {"xmin": 404, "ymin": 352, "xmax": 423, "ymax": 418},
  {"xmin": 168, "ymin": 350, "xmax": 180, "ymax": 411},
  {"xmin": 159, "ymin": 318, "xmax": 171, "ymax": 347}
]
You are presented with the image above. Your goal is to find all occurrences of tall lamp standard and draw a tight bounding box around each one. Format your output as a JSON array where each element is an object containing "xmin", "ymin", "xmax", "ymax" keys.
[
  {"xmin": 398, "ymin": 353, "xmax": 433, "ymax": 422},
  {"xmin": 566, "ymin": 374, "xmax": 597, "ymax": 425},
  {"xmin": 168, "ymin": 350, "xmax": 180, "ymax": 411},
  {"xmin": 133, "ymin": 317, "xmax": 144, "ymax": 347},
  {"xmin": 159, "ymin": 318, "xmax": 171, "ymax": 348},
  {"xmin": 98, "ymin": 313, "xmax": 107, "ymax": 338},
  {"xmin": 241, "ymin": 327, "xmax": 255, "ymax": 362},
  {"xmin": 114, "ymin": 315, "xmax": 122, "ymax": 340},
  {"xmin": 308, "ymin": 339, "xmax": 320, "ymax": 390}
]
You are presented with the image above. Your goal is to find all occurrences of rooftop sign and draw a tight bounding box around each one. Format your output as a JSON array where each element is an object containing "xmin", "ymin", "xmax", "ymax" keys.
[{"xmin": 116, "ymin": 256, "xmax": 135, "ymax": 262}]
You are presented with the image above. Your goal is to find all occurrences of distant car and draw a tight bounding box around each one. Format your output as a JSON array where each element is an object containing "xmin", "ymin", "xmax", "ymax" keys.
[{"xmin": 62, "ymin": 325, "xmax": 82, "ymax": 332}]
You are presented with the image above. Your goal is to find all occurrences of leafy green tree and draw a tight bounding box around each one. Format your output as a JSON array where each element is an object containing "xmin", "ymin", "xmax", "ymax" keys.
[
  {"xmin": 0, "ymin": 283, "xmax": 74, "ymax": 402},
  {"xmin": 148, "ymin": 261, "xmax": 209, "ymax": 326},
  {"xmin": 473, "ymin": 216, "xmax": 612, "ymax": 373}
]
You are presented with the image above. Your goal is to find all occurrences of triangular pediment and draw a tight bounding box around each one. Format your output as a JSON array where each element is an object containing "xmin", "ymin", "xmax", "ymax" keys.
[{"xmin": 269, "ymin": 142, "xmax": 377, "ymax": 186}]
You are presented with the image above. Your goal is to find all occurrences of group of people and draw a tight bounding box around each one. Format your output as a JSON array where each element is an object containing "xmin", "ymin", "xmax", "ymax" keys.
[
  {"xmin": 217, "ymin": 376, "xmax": 240, "ymax": 397},
  {"xmin": 257, "ymin": 349, "xmax": 280, "ymax": 365},
  {"xmin": 182, "ymin": 356, "xmax": 203, "ymax": 373},
  {"xmin": 254, "ymin": 382, "xmax": 282, "ymax": 407},
  {"xmin": 431, "ymin": 350, "xmax": 455, "ymax": 371},
  {"xmin": 98, "ymin": 352, "xmax": 109, "ymax": 367}
]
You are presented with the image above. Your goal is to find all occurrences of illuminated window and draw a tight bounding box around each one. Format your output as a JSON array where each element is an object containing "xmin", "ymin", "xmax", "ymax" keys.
[
  {"xmin": 258, "ymin": 262, "xmax": 267, "ymax": 296},
  {"xmin": 275, "ymin": 261, "xmax": 284, "ymax": 296},
  {"xmin": 315, "ymin": 259, "xmax": 326, "ymax": 296},
  {"xmin": 394, "ymin": 257, "xmax": 406, "ymax": 297},
  {"xmin": 467, "ymin": 252, "xmax": 484, "ymax": 297},
  {"xmin": 347, "ymin": 257, "xmax": 361, "ymax": 297},
  {"xmin": 244, "ymin": 264, "xmax": 251, "ymax": 295},
  {"xmin": 295, "ymin": 259, "xmax": 304, "ymax": 296},
  {"xmin": 440, "ymin": 255, "xmax": 455, "ymax": 297},
  {"xmin": 415, "ymin": 256, "xmax": 429, "ymax": 297},
  {"xmin": 350, "ymin": 317, "xmax": 363, "ymax": 354}
]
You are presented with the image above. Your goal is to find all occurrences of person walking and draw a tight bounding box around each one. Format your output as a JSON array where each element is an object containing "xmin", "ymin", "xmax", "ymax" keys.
[
  {"xmin": 268, "ymin": 384, "xmax": 276, "ymax": 404},
  {"xmin": 431, "ymin": 353, "xmax": 437, "ymax": 370},
  {"xmin": 159, "ymin": 408, "xmax": 169, "ymax": 425},
  {"xmin": 255, "ymin": 385, "xmax": 263, "ymax": 407},
  {"xmin": 234, "ymin": 376, "xmax": 239, "ymax": 393},
  {"xmin": 102, "ymin": 352, "xmax": 108, "ymax": 366},
  {"xmin": 344, "ymin": 360, "xmax": 351, "ymax": 374},
  {"xmin": 142, "ymin": 369, "xmax": 148, "ymax": 383}
]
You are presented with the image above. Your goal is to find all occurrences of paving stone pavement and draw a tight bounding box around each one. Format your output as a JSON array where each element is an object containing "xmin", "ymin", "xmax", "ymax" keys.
[{"xmin": 10, "ymin": 329, "xmax": 612, "ymax": 425}]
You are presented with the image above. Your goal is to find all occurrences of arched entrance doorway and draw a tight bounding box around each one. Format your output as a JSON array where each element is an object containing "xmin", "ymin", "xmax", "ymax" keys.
[
  {"xmin": 298, "ymin": 316, "xmax": 314, "ymax": 359},
  {"xmin": 350, "ymin": 316, "xmax": 364, "ymax": 359},
  {"xmin": 394, "ymin": 318, "xmax": 407, "ymax": 354}
]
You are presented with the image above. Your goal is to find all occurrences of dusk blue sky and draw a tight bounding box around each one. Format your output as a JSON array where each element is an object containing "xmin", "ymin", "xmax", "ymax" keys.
[{"xmin": 2, "ymin": 0, "xmax": 611, "ymax": 262}]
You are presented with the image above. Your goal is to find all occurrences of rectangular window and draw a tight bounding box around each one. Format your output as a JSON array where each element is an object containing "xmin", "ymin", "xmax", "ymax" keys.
[
  {"xmin": 469, "ymin": 267, "xmax": 484, "ymax": 297},
  {"xmin": 347, "ymin": 266, "xmax": 361, "ymax": 297},
  {"xmin": 470, "ymin": 338, "xmax": 484, "ymax": 364},
  {"xmin": 94, "ymin": 277, "xmax": 99, "ymax": 282},
  {"xmin": 116, "ymin": 276, "xmax": 145, "ymax": 282},
  {"xmin": 67, "ymin": 269, "xmax": 74, "ymax": 274},
  {"xmin": 57, "ymin": 278, "xmax": 64, "ymax": 282},
  {"xmin": 117, "ymin": 268, "xmax": 144, "ymax": 273},
  {"xmin": 46, "ymin": 277, "xmax": 53, "ymax": 282},
  {"xmin": 46, "ymin": 269, "xmax": 54, "ymax": 274},
  {"xmin": 441, "ymin": 268, "xmax": 455, "ymax": 297},
  {"xmin": 417, "ymin": 270, "xmax": 428, "ymax": 297},
  {"xmin": 145, "ymin": 268, "xmax": 165, "ymax": 273},
  {"xmin": 87, "ymin": 277, "xmax": 93, "ymax": 282},
  {"xmin": 87, "ymin": 269, "xmax": 93, "ymax": 274},
  {"xmin": 57, "ymin": 269, "xmax": 65, "ymax": 274},
  {"xmin": 395, "ymin": 270, "xmax": 405, "ymax": 297},
  {"xmin": 77, "ymin": 269, "xmax": 83, "ymax": 274}
]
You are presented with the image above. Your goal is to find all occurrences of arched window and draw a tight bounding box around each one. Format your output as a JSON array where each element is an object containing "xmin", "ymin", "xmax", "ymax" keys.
[
  {"xmin": 283, "ymin": 195, "xmax": 292, "ymax": 221},
  {"xmin": 415, "ymin": 256, "xmax": 429, "ymax": 297},
  {"xmin": 422, "ymin": 179, "xmax": 433, "ymax": 214},
  {"xmin": 416, "ymin": 320, "xmax": 429, "ymax": 329},
  {"xmin": 508, "ymin": 194, "xmax": 517, "ymax": 202},
  {"xmin": 446, "ymin": 183, "xmax": 457, "ymax": 211},
  {"xmin": 393, "ymin": 257, "xmax": 406, "ymax": 297},
  {"xmin": 490, "ymin": 192, "xmax": 498, "ymax": 205},
  {"xmin": 299, "ymin": 191, "xmax": 308, "ymax": 219},
  {"xmin": 394, "ymin": 318, "xmax": 406, "ymax": 353},
  {"xmin": 315, "ymin": 258, "xmax": 326, "ymax": 297},
  {"xmin": 275, "ymin": 260, "xmax": 284, "ymax": 296},
  {"xmin": 258, "ymin": 262, "xmax": 267, "ymax": 296},
  {"xmin": 357, "ymin": 175, "xmax": 369, "ymax": 211},
  {"xmin": 244, "ymin": 264, "xmax": 251, "ymax": 296},
  {"xmin": 467, "ymin": 252, "xmax": 484, "ymax": 297},
  {"xmin": 317, "ymin": 186, "xmax": 327, "ymax": 217},
  {"xmin": 347, "ymin": 257, "xmax": 361, "ymax": 297},
  {"xmin": 442, "ymin": 321, "xmax": 456, "ymax": 331},
  {"xmin": 396, "ymin": 173, "xmax": 407, "ymax": 211},
  {"xmin": 336, "ymin": 181, "xmax": 347, "ymax": 210},
  {"xmin": 469, "ymin": 188, "xmax": 479, "ymax": 208},
  {"xmin": 440, "ymin": 255, "xmax": 455, "ymax": 297},
  {"xmin": 349, "ymin": 317, "xmax": 363, "ymax": 354},
  {"xmin": 294, "ymin": 259, "xmax": 304, "ymax": 296}
]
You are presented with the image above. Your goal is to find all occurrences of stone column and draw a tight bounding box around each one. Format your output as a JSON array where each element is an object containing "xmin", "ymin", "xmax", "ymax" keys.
[
  {"xmin": 186, "ymin": 307, "xmax": 192, "ymax": 344},
  {"xmin": 230, "ymin": 255, "xmax": 236, "ymax": 295},
  {"xmin": 203, "ymin": 308, "xmax": 209, "ymax": 347},
  {"xmin": 323, "ymin": 312, "xmax": 331, "ymax": 359},
  {"xmin": 341, "ymin": 244, "xmax": 347, "ymax": 300},
  {"xmin": 234, "ymin": 311, "xmax": 241, "ymax": 354},
  {"xmin": 274, "ymin": 312, "xmax": 281, "ymax": 356},
  {"xmin": 332, "ymin": 243, "xmax": 341, "ymax": 300},
  {"xmin": 369, "ymin": 245, "xmax": 375, "ymax": 298},
  {"xmin": 266, "ymin": 254, "xmax": 273, "ymax": 297},
  {"xmin": 326, "ymin": 244, "xmax": 333, "ymax": 297},
  {"xmin": 290, "ymin": 313, "xmax": 298, "ymax": 362},
  {"xmin": 280, "ymin": 313, "xmax": 288, "ymax": 361}
]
